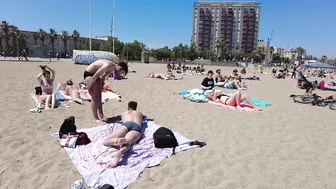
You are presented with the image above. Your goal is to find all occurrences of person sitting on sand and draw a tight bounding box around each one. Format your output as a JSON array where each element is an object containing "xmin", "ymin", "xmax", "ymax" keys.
[
  {"xmin": 208, "ymin": 90, "xmax": 261, "ymax": 111},
  {"xmin": 104, "ymin": 101, "xmax": 143, "ymax": 168},
  {"xmin": 214, "ymin": 69, "xmax": 227, "ymax": 84},
  {"xmin": 83, "ymin": 59, "xmax": 128, "ymax": 123},
  {"xmin": 65, "ymin": 79, "xmax": 91, "ymax": 104},
  {"xmin": 276, "ymin": 70, "xmax": 286, "ymax": 79},
  {"xmin": 223, "ymin": 77, "xmax": 248, "ymax": 90},
  {"xmin": 241, "ymin": 68, "xmax": 247, "ymax": 75},
  {"xmin": 201, "ymin": 70, "xmax": 216, "ymax": 96},
  {"xmin": 37, "ymin": 65, "xmax": 58, "ymax": 109}
]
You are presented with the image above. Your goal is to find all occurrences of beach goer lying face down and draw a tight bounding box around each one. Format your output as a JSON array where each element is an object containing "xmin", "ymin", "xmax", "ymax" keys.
[
  {"xmin": 83, "ymin": 59, "xmax": 128, "ymax": 123},
  {"xmin": 103, "ymin": 101, "xmax": 143, "ymax": 168},
  {"xmin": 209, "ymin": 90, "xmax": 261, "ymax": 111}
]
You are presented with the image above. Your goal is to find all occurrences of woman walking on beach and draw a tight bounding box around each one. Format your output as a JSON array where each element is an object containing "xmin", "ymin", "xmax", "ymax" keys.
[
  {"xmin": 83, "ymin": 59, "xmax": 128, "ymax": 123},
  {"xmin": 37, "ymin": 65, "xmax": 57, "ymax": 109}
]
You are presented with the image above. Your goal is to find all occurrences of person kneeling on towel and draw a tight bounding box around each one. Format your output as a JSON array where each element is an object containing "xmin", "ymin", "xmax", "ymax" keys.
[{"xmin": 103, "ymin": 101, "xmax": 143, "ymax": 168}]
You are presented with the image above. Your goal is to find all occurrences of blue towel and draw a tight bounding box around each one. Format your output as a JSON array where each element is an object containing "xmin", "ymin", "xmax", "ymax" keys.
[
  {"xmin": 178, "ymin": 90, "xmax": 190, "ymax": 95},
  {"xmin": 214, "ymin": 84, "xmax": 236, "ymax": 89},
  {"xmin": 243, "ymin": 99, "xmax": 271, "ymax": 107},
  {"xmin": 55, "ymin": 91, "xmax": 64, "ymax": 103}
]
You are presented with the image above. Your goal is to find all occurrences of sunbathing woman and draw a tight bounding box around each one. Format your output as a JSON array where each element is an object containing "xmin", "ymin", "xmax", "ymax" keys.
[
  {"xmin": 65, "ymin": 79, "xmax": 91, "ymax": 104},
  {"xmin": 147, "ymin": 72, "xmax": 169, "ymax": 80},
  {"xmin": 37, "ymin": 65, "xmax": 57, "ymax": 109},
  {"xmin": 209, "ymin": 90, "xmax": 261, "ymax": 111}
]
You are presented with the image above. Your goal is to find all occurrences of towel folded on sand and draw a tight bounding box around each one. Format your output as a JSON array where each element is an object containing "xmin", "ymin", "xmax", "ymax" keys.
[{"xmin": 55, "ymin": 120, "xmax": 198, "ymax": 189}]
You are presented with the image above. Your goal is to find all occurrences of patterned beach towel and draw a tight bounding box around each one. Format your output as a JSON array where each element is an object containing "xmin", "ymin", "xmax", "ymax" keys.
[{"xmin": 58, "ymin": 121, "xmax": 198, "ymax": 189}]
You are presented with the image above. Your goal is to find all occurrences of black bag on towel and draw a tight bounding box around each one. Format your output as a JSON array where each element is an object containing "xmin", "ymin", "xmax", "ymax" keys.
[
  {"xmin": 59, "ymin": 116, "xmax": 77, "ymax": 138},
  {"xmin": 153, "ymin": 127, "xmax": 178, "ymax": 155}
]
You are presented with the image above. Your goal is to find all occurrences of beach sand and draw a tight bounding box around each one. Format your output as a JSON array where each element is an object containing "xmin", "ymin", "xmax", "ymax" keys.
[{"xmin": 0, "ymin": 60, "xmax": 335, "ymax": 189}]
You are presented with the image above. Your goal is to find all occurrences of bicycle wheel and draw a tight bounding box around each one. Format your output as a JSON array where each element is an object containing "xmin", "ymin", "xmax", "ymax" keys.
[
  {"xmin": 329, "ymin": 102, "xmax": 336, "ymax": 110},
  {"xmin": 293, "ymin": 95, "xmax": 314, "ymax": 104}
]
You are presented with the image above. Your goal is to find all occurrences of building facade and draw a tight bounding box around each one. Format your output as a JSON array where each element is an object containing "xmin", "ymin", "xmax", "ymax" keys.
[
  {"xmin": 192, "ymin": 2, "xmax": 261, "ymax": 54},
  {"xmin": 0, "ymin": 28, "xmax": 117, "ymax": 57},
  {"xmin": 257, "ymin": 40, "xmax": 266, "ymax": 48}
]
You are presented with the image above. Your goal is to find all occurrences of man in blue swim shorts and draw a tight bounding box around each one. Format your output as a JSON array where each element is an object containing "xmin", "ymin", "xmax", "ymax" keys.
[{"xmin": 103, "ymin": 101, "xmax": 143, "ymax": 168}]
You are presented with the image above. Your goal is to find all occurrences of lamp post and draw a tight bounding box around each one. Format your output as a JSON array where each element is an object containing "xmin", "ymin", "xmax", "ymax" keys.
[
  {"xmin": 89, "ymin": 0, "xmax": 92, "ymax": 51},
  {"xmin": 112, "ymin": 0, "xmax": 115, "ymax": 54}
]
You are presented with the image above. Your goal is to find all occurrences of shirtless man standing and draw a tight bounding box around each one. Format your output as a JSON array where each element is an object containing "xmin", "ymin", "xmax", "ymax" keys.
[
  {"xmin": 103, "ymin": 101, "xmax": 143, "ymax": 168},
  {"xmin": 83, "ymin": 59, "xmax": 128, "ymax": 123}
]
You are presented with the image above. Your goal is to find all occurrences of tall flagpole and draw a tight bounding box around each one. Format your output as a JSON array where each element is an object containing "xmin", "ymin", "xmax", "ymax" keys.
[
  {"xmin": 89, "ymin": 0, "xmax": 92, "ymax": 51},
  {"xmin": 112, "ymin": 0, "xmax": 115, "ymax": 54}
]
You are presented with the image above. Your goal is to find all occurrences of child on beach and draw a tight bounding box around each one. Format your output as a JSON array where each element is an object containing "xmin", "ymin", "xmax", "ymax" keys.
[{"xmin": 83, "ymin": 59, "xmax": 128, "ymax": 123}]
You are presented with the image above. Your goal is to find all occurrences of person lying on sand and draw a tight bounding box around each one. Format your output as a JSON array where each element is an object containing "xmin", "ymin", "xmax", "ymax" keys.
[
  {"xmin": 83, "ymin": 59, "xmax": 128, "ymax": 123},
  {"xmin": 37, "ymin": 65, "xmax": 58, "ymax": 109},
  {"xmin": 65, "ymin": 79, "xmax": 91, "ymax": 105},
  {"xmin": 147, "ymin": 72, "xmax": 183, "ymax": 80},
  {"xmin": 209, "ymin": 90, "xmax": 261, "ymax": 111},
  {"xmin": 104, "ymin": 101, "xmax": 143, "ymax": 168},
  {"xmin": 147, "ymin": 72, "xmax": 169, "ymax": 80}
]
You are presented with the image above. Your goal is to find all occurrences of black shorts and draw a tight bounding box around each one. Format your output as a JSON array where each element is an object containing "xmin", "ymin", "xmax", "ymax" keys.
[{"xmin": 83, "ymin": 70, "xmax": 94, "ymax": 80}]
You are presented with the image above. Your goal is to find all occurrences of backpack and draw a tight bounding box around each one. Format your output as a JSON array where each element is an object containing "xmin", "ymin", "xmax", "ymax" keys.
[
  {"xmin": 35, "ymin": 86, "xmax": 42, "ymax": 95},
  {"xmin": 59, "ymin": 116, "xmax": 77, "ymax": 138},
  {"xmin": 153, "ymin": 127, "xmax": 178, "ymax": 155}
]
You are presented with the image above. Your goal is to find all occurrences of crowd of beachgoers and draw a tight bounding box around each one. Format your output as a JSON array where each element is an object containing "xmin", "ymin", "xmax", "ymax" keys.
[{"xmin": 25, "ymin": 58, "xmax": 336, "ymax": 188}]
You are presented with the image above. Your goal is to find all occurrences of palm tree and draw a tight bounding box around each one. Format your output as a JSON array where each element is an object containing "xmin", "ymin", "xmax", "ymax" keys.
[
  {"xmin": 320, "ymin": 55, "xmax": 328, "ymax": 63},
  {"xmin": 38, "ymin": 29, "xmax": 47, "ymax": 46},
  {"xmin": 33, "ymin": 32, "xmax": 38, "ymax": 45},
  {"xmin": 253, "ymin": 47, "xmax": 265, "ymax": 63},
  {"xmin": 216, "ymin": 39, "xmax": 225, "ymax": 61},
  {"xmin": 49, "ymin": 29, "xmax": 57, "ymax": 56},
  {"xmin": 1, "ymin": 21, "xmax": 10, "ymax": 52},
  {"xmin": 295, "ymin": 47, "xmax": 306, "ymax": 61},
  {"xmin": 61, "ymin": 30, "xmax": 70, "ymax": 55},
  {"xmin": 72, "ymin": 30, "xmax": 80, "ymax": 49},
  {"xmin": 9, "ymin": 25, "xmax": 18, "ymax": 55}
]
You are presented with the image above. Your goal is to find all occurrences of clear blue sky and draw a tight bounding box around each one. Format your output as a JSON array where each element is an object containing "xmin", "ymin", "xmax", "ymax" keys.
[{"xmin": 0, "ymin": 0, "xmax": 335, "ymax": 58}]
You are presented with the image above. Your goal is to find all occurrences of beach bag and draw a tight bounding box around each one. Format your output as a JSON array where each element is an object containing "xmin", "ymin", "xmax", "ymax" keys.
[
  {"xmin": 153, "ymin": 127, "xmax": 178, "ymax": 155},
  {"xmin": 35, "ymin": 86, "xmax": 42, "ymax": 95},
  {"xmin": 59, "ymin": 116, "xmax": 77, "ymax": 138}
]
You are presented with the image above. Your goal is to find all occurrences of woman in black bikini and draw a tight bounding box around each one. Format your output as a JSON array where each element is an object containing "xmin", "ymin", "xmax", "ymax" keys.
[{"xmin": 209, "ymin": 90, "xmax": 261, "ymax": 110}]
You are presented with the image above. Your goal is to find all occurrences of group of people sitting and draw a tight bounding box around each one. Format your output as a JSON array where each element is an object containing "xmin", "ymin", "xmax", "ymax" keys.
[
  {"xmin": 199, "ymin": 70, "xmax": 261, "ymax": 111},
  {"xmin": 36, "ymin": 64, "xmax": 120, "ymax": 109},
  {"xmin": 211, "ymin": 68, "xmax": 249, "ymax": 90}
]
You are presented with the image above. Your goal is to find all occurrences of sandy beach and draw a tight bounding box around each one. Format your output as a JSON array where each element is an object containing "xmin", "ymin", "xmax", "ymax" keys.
[{"xmin": 0, "ymin": 60, "xmax": 335, "ymax": 189}]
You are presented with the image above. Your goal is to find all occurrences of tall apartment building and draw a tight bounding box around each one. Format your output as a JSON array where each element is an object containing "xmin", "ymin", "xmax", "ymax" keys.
[{"xmin": 192, "ymin": 2, "xmax": 261, "ymax": 54}]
